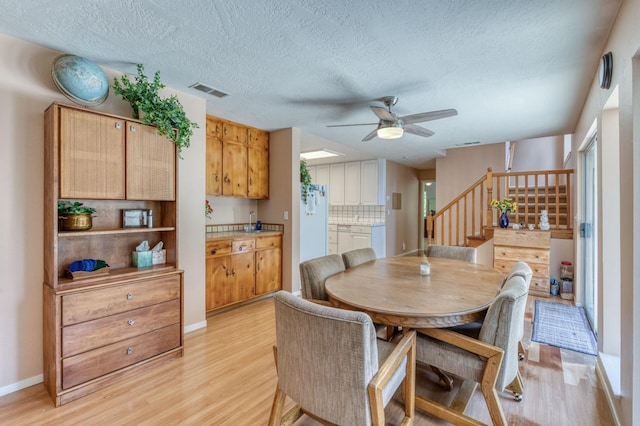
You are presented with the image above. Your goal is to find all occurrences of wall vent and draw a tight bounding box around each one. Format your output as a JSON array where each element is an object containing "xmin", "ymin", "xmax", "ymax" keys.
[
  {"xmin": 189, "ymin": 82, "xmax": 229, "ymax": 98},
  {"xmin": 454, "ymin": 141, "xmax": 481, "ymax": 147}
]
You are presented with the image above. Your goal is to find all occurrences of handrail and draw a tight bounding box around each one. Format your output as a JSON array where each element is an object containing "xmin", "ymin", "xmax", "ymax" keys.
[{"xmin": 430, "ymin": 168, "xmax": 574, "ymax": 247}]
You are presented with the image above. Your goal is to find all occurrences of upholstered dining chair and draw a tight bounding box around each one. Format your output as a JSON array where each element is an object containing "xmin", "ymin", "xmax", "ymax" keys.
[
  {"xmin": 414, "ymin": 274, "xmax": 529, "ymax": 426},
  {"xmin": 299, "ymin": 254, "xmax": 345, "ymax": 306},
  {"xmin": 269, "ymin": 291, "xmax": 416, "ymax": 426},
  {"xmin": 342, "ymin": 247, "xmax": 377, "ymax": 269},
  {"xmin": 425, "ymin": 244, "xmax": 477, "ymax": 263}
]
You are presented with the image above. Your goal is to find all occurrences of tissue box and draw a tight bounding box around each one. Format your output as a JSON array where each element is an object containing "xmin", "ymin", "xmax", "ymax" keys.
[
  {"xmin": 152, "ymin": 249, "xmax": 166, "ymax": 265},
  {"xmin": 132, "ymin": 251, "xmax": 153, "ymax": 268}
]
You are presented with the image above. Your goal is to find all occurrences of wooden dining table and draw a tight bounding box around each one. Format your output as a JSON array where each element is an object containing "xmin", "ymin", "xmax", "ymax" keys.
[
  {"xmin": 325, "ymin": 255, "xmax": 505, "ymax": 329},
  {"xmin": 325, "ymin": 255, "xmax": 507, "ymax": 425}
]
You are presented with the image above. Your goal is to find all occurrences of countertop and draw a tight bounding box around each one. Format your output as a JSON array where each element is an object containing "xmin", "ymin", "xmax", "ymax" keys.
[
  {"xmin": 328, "ymin": 221, "xmax": 386, "ymax": 227},
  {"xmin": 206, "ymin": 230, "xmax": 282, "ymax": 241}
]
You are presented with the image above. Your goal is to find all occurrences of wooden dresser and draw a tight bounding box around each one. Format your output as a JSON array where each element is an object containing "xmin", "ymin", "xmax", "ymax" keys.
[
  {"xmin": 493, "ymin": 228, "xmax": 551, "ymax": 297},
  {"xmin": 43, "ymin": 103, "xmax": 183, "ymax": 406}
]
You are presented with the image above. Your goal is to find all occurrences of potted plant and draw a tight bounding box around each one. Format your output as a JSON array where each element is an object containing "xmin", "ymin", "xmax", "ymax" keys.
[
  {"xmin": 300, "ymin": 160, "xmax": 312, "ymax": 203},
  {"xmin": 112, "ymin": 64, "xmax": 198, "ymax": 157},
  {"xmin": 58, "ymin": 201, "xmax": 97, "ymax": 231}
]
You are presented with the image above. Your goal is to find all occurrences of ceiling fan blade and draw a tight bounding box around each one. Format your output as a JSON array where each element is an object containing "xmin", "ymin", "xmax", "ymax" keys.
[
  {"xmin": 404, "ymin": 124, "xmax": 435, "ymax": 138},
  {"xmin": 327, "ymin": 122, "xmax": 378, "ymax": 127},
  {"xmin": 362, "ymin": 128, "xmax": 379, "ymax": 141},
  {"xmin": 370, "ymin": 106, "xmax": 395, "ymax": 121},
  {"xmin": 401, "ymin": 108, "xmax": 458, "ymax": 124}
]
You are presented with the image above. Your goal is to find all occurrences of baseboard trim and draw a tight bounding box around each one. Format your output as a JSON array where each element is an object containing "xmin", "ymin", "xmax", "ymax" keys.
[
  {"xmin": 184, "ymin": 320, "xmax": 207, "ymax": 334},
  {"xmin": 596, "ymin": 355, "xmax": 622, "ymax": 426},
  {"xmin": 0, "ymin": 374, "xmax": 43, "ymax": 397}
]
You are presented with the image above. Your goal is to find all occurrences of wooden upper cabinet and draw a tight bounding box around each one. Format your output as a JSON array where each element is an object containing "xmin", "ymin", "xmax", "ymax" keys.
[
  {"xmin": 126, "ymin": 121, "xmax": 176, "ymax": 201},
  {"xmin": 59, "ymin": 108, "xmax": 126, "ymax": 199},
  {"xmin": 206, "ymin": 117, "xmax": 223, "ymax": 195},
  {"xmin": 222, "ymin": 141, "xmax": 248, "ymax": 196},
  {"xmin": 247, "ymin": 129, "xmax": 269, "ymax": 198},
  {"xmin": 222, "ymin": 122, "xmax": 247, "ymax": 144},
  {"xmin": 248, "ymin": 128, "xmax": 268, "ymax": 148}
]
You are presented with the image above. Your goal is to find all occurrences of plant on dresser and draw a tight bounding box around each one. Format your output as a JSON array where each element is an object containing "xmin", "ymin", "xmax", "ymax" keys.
[{"xmin": 43, "ymin": 102, "xmax": 184, "ymax": 406}]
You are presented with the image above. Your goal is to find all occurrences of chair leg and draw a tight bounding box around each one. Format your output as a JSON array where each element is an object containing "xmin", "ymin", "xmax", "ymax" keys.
[
  {"xmin": 506, "ymin": 370, "xmax": 524, "ymax": 402},
  {"xmin": 479, "ymin": 353, "xmax": 508, "ymax": 426},
  {"xmin": 518, "ymin": 340, "xmax": 525, "ymax": 361},
  {"xmin": 268, "ymin": 385, "xmax": 286, "ymax": 426},
  {"xmin": 430, "ymin": 366, "xmax": 454, "ymax": 391}
]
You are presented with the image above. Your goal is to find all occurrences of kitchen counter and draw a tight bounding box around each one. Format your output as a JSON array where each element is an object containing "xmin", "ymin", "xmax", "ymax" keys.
[
  {"xmin": 328, "ymin": 221, "xmax": 386, "ymax": 227},
  {"xmin": 206, "ymin": 230, "xmax": 282, "ymax": 241}
]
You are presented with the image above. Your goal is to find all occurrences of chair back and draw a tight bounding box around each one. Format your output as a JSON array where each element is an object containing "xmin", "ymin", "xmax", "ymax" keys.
[
  {"xmin": 426, "ymin": 245, "xmax": 477, "ymax": 263},
  {"xmin": 299, "ymin": 254, "xmax": 345, "ymax": 301},
  {"xmin": 342, "ymin": 248, "xmax": 376, "ymax": 269},
  {"xmin": 478, "ymin": 274, "xmax": 529, "ymax": 390},
  {"xmin": 273, "ymin": 291, "xmax": 379, "ymax": 425},
  {"xmin": 502, "ymin": 261, "xmax": 533, "ymax": 289}
]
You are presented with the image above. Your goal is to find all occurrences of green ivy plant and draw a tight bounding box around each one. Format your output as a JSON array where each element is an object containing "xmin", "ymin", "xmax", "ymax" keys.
[
  {"xmin": 112, "ymin": 64, "xmax": 198, "ymax": 158},
  {"xmin": 300, "ymin": 160, "xmax": 312, "ymax": 203},
  {"xmin": 58, "ymin": 201, "xmax": 96, "ymax": 215}
]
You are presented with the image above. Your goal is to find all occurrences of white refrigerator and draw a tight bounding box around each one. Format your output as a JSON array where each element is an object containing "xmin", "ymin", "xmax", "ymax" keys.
[{"xmin": 300, "ymin": 184, "xmax": 328, "ymax": 262}]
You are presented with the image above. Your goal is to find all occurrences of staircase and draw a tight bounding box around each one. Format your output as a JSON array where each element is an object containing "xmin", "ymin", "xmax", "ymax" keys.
[{"xmin": 429, "ymin": 168, "xmax": 574, "ymax": 247}]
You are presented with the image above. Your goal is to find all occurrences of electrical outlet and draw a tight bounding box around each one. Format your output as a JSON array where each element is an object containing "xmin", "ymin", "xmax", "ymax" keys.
[
  {"xmin": 402, "ymin": 242, "xmax": 406, "ymax": 251},
  {"xmin": 284, "ymin": 211, "xmax": 288, "ymax": 220}
]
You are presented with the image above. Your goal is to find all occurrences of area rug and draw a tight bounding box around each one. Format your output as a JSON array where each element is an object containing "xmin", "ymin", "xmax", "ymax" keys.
[{"xmin": 531, "ymin": 300, "xmax": 597, "ymax": 356}]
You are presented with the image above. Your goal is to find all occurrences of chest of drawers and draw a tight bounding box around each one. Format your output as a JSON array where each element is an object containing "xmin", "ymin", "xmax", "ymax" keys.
[{"xmin": 493, "ymin": 228, "xmax": 551, "ymax": 297}]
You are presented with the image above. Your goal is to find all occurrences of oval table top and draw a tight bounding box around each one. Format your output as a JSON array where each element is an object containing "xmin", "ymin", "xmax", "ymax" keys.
[{"xmin": 325, "ymin": 256, "xmax": 505, "ymax": 329}]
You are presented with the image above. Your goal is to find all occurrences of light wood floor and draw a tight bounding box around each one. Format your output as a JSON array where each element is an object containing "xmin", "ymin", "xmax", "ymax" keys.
[{"xmin": 0, "ymin": 294, "xmax": 614, "ymax": 425}]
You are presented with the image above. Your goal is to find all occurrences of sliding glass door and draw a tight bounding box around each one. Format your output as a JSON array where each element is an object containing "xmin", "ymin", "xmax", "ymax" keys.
[{"xmin": 582, "ymin": 138, "xmax": 597, "ymax": 333}]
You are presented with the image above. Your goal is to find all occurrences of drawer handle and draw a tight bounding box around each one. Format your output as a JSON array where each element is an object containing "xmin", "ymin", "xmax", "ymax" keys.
[
  {"xmin": 238, "ymin": 246, "xmax": 244, "ymax": 251},
  {"xmin": 210, "ymin": 249, "xmax": 217, "ymax": 255},
  {"xmin": 127, "ymin": 319, "xmax": 135, "ymax": 326},
  {"xmin": 127, "ymin": 347, "xmax": 133, "ymax": 355},
  {"xmin": 127, "ymin": 293, "xmax": 133, "ymax": 300}
]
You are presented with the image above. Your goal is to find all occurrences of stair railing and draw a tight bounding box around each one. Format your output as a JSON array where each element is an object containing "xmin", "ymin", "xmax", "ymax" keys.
[{"xmin": 431, "ymin": 167, "xmax": 574, "ymax": 247}]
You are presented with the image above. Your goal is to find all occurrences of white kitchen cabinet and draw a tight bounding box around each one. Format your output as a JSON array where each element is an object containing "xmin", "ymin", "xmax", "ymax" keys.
[
  {"xmin": 315, "ymin": 165, "xmax": 330, "ymax": 186},
  {"xmin": 329, "ymin": 163, "xmax": 345, "ymax": 205},
  {"xmin": 360, "ymin": 160, "xmax": 383, "ymax": 205},
  {"xmin": 328, "ymin": 224, "xmax": 338, "ymax": 255},
  {"xmin": 336, "ymin": 224, "xmax": 385, "ymax": 258},
  {"xmin": 344, "ymin": 162, "xmax": 361, "ymax": 205}
]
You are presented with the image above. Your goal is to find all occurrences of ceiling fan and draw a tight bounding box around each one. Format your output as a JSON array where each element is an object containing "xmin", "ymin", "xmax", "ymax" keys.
[{"xmin": 327, "ymin": 96, "xmax": 458, "ymax": 141}]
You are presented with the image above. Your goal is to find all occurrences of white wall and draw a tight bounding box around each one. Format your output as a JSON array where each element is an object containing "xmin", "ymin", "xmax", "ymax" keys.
[
  {"xmin": 0, "ymin": 33, "xmax": 207, "ymax": 394},
  {"xmin": 570, "ymin": 0, "xmax": 640, "ymax": 422}
]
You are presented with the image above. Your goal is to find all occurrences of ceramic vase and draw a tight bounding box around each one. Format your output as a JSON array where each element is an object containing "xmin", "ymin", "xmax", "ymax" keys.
[{"xmin": 499, "ymin": 210, "xmax": 510, "ymax": 228}]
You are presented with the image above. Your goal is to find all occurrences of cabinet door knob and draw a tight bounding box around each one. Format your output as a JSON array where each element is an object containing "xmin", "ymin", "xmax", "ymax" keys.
[
  {"xmin": 215, "ymin": 174, "xmax": 219, "ymax": 182},
  {"xmin": 127, "ymin": 319, "xmax": 135, "ymax": 326},
  {"xmin": 127, "ymin": 347, "xmax": 134, "ymax": 355},
  {"xmin": 115, "ymin": 122, "xmax": 121, "ymax": 129},
  {"xmin": 126, "ymin": 293, "xmax": 133, "ymax": 300},
  {"xmin": 238, "ymin": 246, "xmax": 243, "ymax": 251},
  {"xmin": 130, "ymin": 125, "xmax": 136, "ymax": 132}
]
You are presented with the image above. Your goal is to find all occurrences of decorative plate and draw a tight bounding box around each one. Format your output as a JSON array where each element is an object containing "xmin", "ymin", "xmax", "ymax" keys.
[{"xmin": 51, "ymin": 54, "xmax": 109, "ymax": 106}]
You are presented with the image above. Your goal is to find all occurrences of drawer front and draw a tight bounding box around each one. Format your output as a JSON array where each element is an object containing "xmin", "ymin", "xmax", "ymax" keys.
[
  {"xmin": 62, "ymin": 323, "xmax": 180, "ymax": 389},
  {"xmin": 493, "ymin": 229, "xmax": 550, "ymax": 248},
  {"xmin": 232, "ymin": 239, "xmax": 255, "ymax": 253},
  {"xmin": 493, "ymin": 259, "xmax": 550, "ymax": 277},
  {"xmin": 206, "ymin": 240, "xmax": 232, "ymax": 256},
  {"xmin": 328, "ymin": 232, "xmax": 338, "ymax": 244},
  {"xmin": 62, "ymin": 275, "xmax": 181, "ymax": 325},
  {"xmin": 493, "ymin": 247, "xmax": 549, "ymax": 264},
  {"xmin": 256, "ymin": 235, "xmax": 281, "ymax": 249},
  {"xmin": 530, "ymin": 276, "xmax": 551, "ymax": 294},
  {"xmin": 63, "ymin": 299, "xmax": 180, "ymax": 357},
  {"xmin": 350, "ymin": 226, "xmax": 372, "ymax": 234}
]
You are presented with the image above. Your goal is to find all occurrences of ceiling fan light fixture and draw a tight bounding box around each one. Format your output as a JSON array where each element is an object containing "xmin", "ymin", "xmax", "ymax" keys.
[{"xmin": 377, "ymin": 123, "xmax": 404, "ymax": 139}]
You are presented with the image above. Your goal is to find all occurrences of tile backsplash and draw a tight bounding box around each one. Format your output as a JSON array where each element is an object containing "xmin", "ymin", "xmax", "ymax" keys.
[{"xmin": 329, "ymin": 205, "xmax": 385, "ymax": 223}]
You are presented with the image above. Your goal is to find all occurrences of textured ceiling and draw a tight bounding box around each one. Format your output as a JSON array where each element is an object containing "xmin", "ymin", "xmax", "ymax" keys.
[{"xmin": 0, "ymin": 0, "xmax": 621, "ymax": 169}]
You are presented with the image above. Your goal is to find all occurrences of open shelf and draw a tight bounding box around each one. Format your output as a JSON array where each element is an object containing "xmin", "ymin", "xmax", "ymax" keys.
[{"xmin": 58, "ymin": 227, "xmax": 175, "ymax": 237}]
